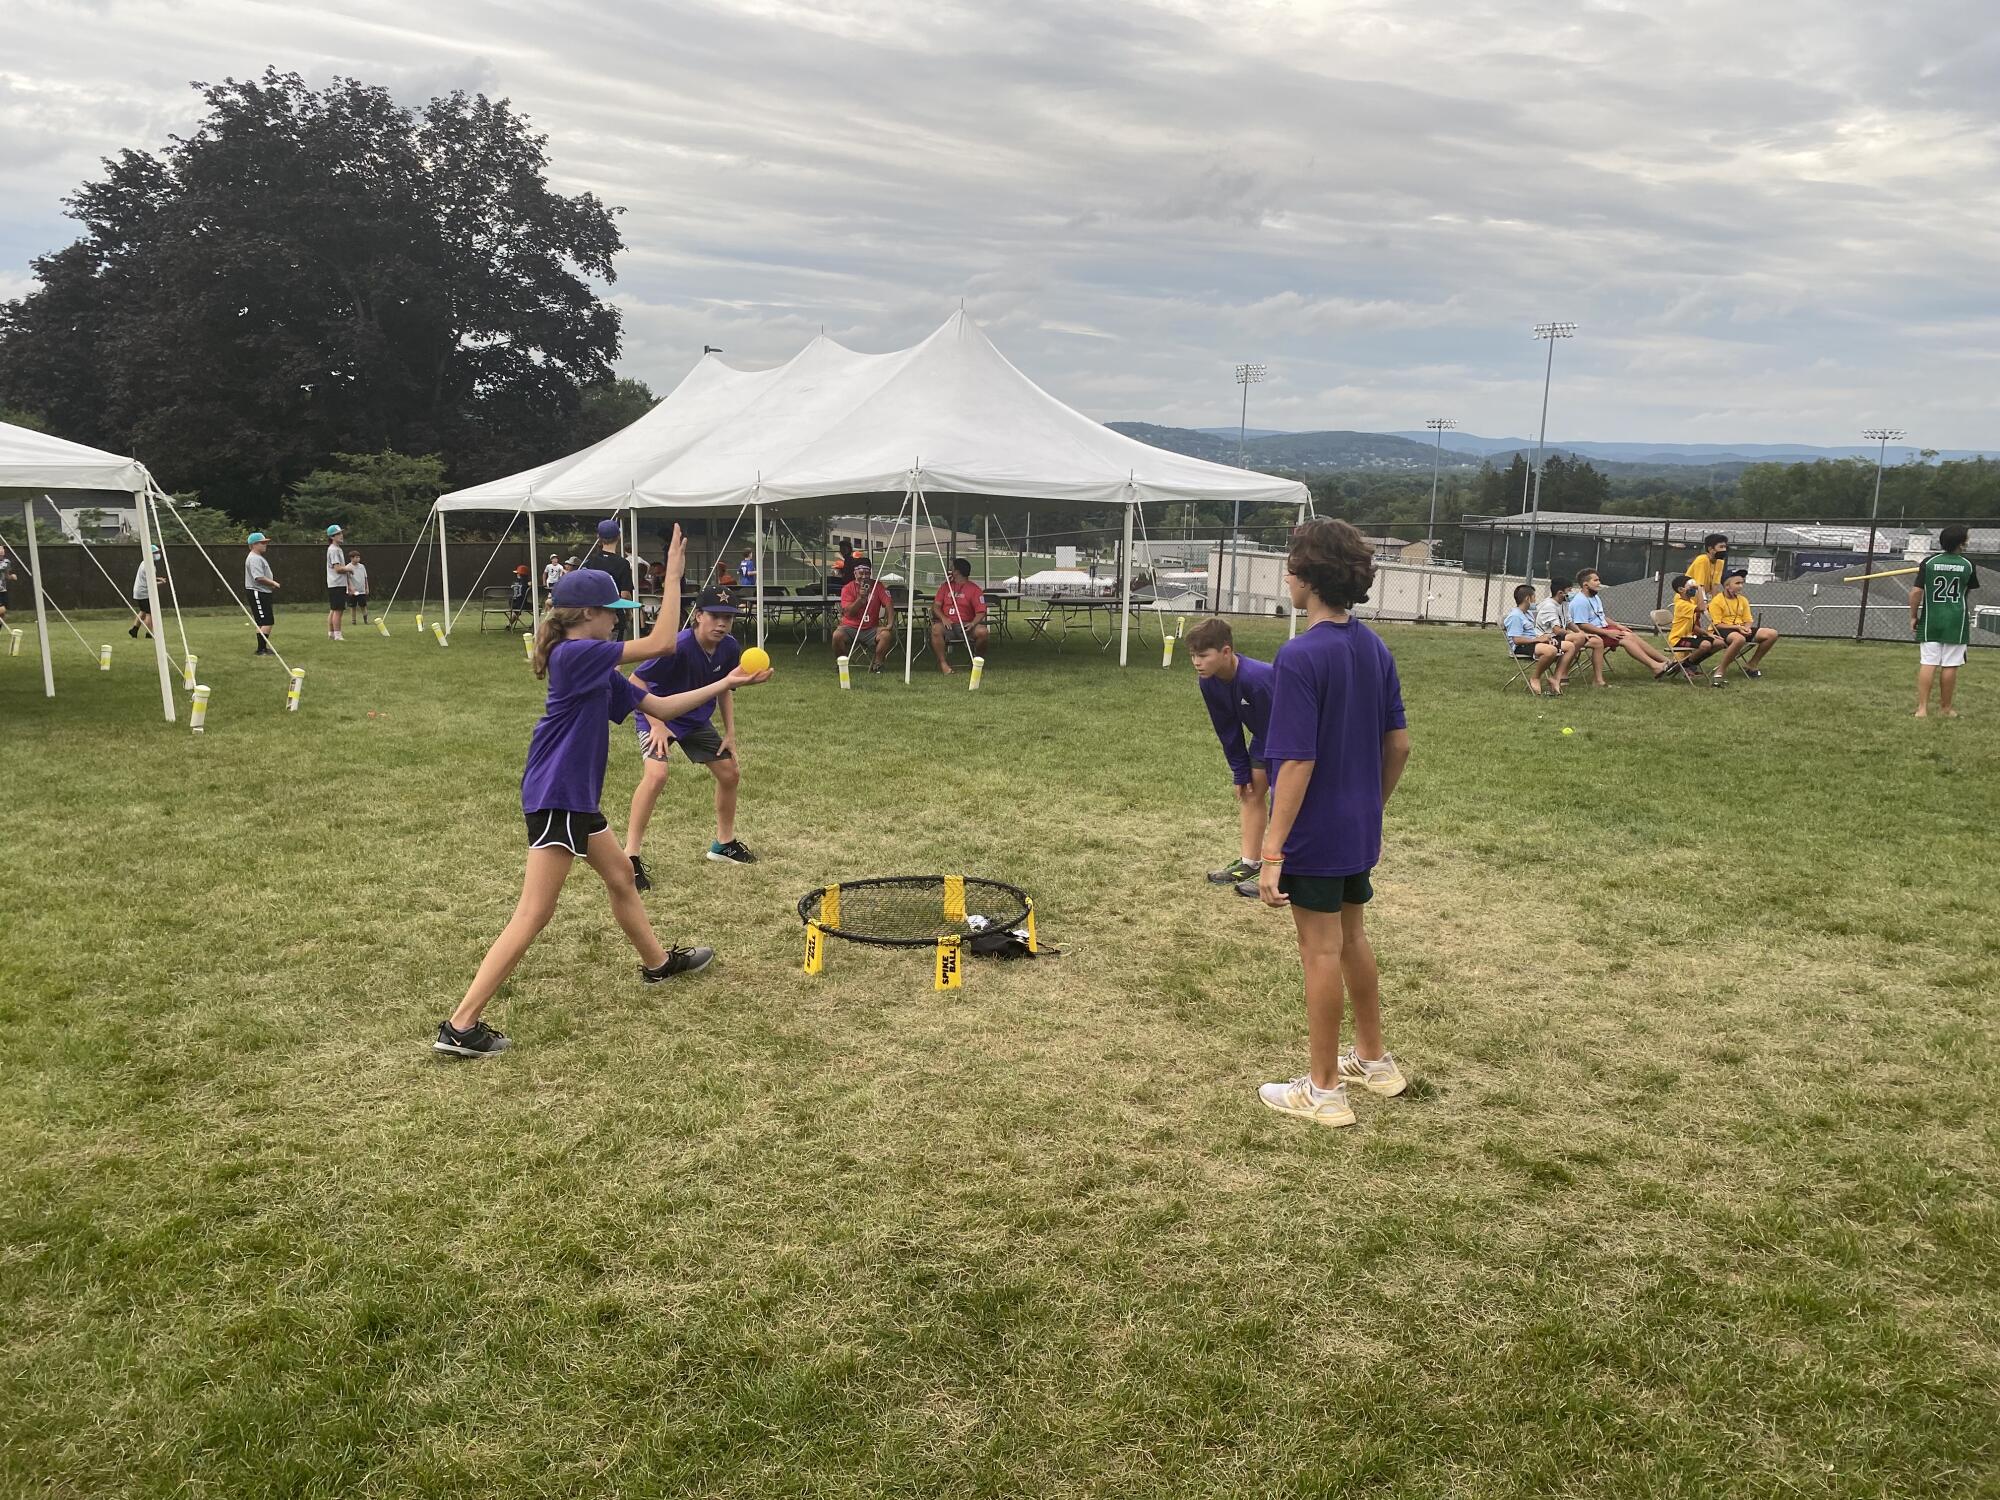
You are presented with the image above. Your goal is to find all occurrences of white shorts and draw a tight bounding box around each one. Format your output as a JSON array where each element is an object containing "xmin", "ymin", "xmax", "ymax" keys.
[{"xmin": 1919, "ymin": 642, "xmax": 1968, "ymax": 668}]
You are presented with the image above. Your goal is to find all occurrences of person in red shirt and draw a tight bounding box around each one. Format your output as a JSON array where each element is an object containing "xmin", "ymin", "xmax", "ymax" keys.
[
  {"xmin": 930, "ymin": 557, "xmax": 990, "ymax": 674},
  {"xmin": 833, "ymin": 557, "xmax": 896, "ymax": 672}
]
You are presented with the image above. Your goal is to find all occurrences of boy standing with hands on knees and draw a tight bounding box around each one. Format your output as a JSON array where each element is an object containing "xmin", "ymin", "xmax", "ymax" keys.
[
  {"xmin": 1257, "ymin": 519, "xmax": 1413, "ymax": 1129},
  {"xmin": 1186, "ymin": 616, "xmax": 1275, "ymax": 896}
]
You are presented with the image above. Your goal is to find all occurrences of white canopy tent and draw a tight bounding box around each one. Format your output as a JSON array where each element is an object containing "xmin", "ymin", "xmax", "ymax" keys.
[
  {"xmin": 1, "ymin": 421, "xmax": 177, "ymax": 721},
  {"xmin": 433, "ymin": 312, "xmax": 1311, "ymax": 674}
]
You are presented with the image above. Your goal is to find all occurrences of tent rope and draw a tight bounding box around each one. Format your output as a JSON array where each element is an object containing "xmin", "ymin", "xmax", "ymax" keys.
[
  {"xmin": 1131, "ymin": 497, "xmax": 1168, "ymax": 641},
  {"xmin": 150, "ymin": 502, "xmax": 296, "ymax": 674},
  {"xmin": 0, "ymin": 521, "xmax": 101, "ymax": 662},
  {"xmin": 57, "ymin": 517, "xmax": 151, "ymax": 633},
  {"xmin": 378, "ymin": 508, "xmax": 436, "ymax": 624},
  {"xmin": 445, "ymin": 509, "xmax": 522, "ymax": 633}
]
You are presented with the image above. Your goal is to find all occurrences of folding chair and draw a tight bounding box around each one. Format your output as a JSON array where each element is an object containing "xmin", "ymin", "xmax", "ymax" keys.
[
  {"xmin": 1647, "ymin": 609, "xmax": 1707, "ymax": 685},
  {"xmin": 1501, "ymin": 637, "xmax": 1556, "ymax": 694}
]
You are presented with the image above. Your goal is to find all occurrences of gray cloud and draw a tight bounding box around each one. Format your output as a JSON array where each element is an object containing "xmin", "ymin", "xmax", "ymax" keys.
[{"xmin": 2, "ymin": 0, "xmax": 1996, "ymax": 445}]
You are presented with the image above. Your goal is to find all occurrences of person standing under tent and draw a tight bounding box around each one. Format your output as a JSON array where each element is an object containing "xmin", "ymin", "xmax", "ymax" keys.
[
  {"xmin": 324, "ymin": 524, "xmax": 351, "ymax": 641},
  {"xmin": 434, "ymin": 529, "xmax": 771, "ymax": 1059},
  {"xmin": 592, "ymin": 519, "xmax": 636, "ymax": 641},
  {"xmin": 543, "ymin": 554, "xmax": 566, "ymax": 592},
  {"xmin": 0, "ymin": 540, "xmax": 14, "ymax": 629},
  {"xmin": 832, "ymin": 558, "xmax": 895, "ymax": 673},
  {"xmin": 244, "ymin": 532, "xmax": 280, "ymax": 655},
  {"xmin": 1256, "ymin": 519, "xmax": 1412, "ymax": 1129},
  {"xmin": 507, "ymin": 565, "xmax": 531, "ymax": 629},
  {"xmin": 624, "ymin": 584, "xmax": 758, "ymax": 890},
  {"xmin": 930, "ymin": 557, "xmax": 989, "ymax": 673},
  {"xmin": 127, "ymin": 546, "xmax": 160, "ymax": 639},
  {"xmin": 737, "ymin": 549, "xmax": 757, "ymax": 591},
  {"xmin": 346, "ymin": 550, "xmax": 371, "ymax": 625},
  {"xmin": 1911, "ymin": 524, "xmax": 1979, "ymax": 719},
  {"xmin": 1186, "ymin": 616, "xmax": 1275, "ymax": 897}
]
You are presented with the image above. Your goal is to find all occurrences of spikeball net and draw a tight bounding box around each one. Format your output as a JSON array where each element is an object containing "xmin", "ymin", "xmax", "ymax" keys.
[{"xmin": 797, "ymin": 875, "xmax": 1038, "ymax": 989}]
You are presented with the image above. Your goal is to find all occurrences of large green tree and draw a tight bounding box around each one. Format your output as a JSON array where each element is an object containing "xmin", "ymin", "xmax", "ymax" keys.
[{"xmin": 0, "ymin": 70, "xmax": 624, "ymax": 520}]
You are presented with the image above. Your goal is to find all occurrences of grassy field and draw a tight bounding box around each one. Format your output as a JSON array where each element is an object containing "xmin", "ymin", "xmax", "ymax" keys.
[{"xmin": 3, "ymin": 607, "xmax": 1996, "ymax": 1499}]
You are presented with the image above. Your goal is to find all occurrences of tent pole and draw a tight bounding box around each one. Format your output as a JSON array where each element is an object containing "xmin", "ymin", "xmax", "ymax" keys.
[
  {"xmin": 133, "ymin": 483, "xmax": 176, "ymax": 722},
  {"xmin": 1118, "ymin": 500, "xmax": 1134, "ymax": 667},
  {"xmin": 902, "ymin": 477, "xmax": 918, "ymax": 685},
  {"xmin": 438, "ymin": 513, "xmax": 452, "ymax": 637},
  {"xmin": 1291, "ymin": 501, "xmax": 1305, "ymax": 638},
  {"xmin": 23, "ymin": 499, "xmax": 53, "ymax": 698},
  {"xmin": 527, "ymin": 506, "xmax": 539, "ymax": 619},
  {"xmin": 753, "ymin": 502, "xmax": 766, "ymax": 648},
  {"xmin": 983, "ymin": 515, "xmax": 990, "ymax": 593}
]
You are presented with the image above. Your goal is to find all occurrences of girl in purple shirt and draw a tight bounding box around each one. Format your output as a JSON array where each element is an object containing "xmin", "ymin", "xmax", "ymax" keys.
[
  {"xmin": 1256, "ymin": 519, "xmax": 1413, "ymax": 1128},
  {"xmin": 435, "ymin": 525, "xmax": 771, "ymax": 1058}
]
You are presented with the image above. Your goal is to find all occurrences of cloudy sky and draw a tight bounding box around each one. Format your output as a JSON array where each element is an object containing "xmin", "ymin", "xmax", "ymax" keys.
[{"xmin": 4, "ymin": 0, "xmax": 1997, "ymax": 446}]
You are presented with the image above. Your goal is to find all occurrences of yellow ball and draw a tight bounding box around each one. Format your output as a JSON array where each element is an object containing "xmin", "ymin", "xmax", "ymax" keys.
[
  {"xmin": 740, "ymin": 646, "xmax": 772, "ymax": 674},
  {"xmin": 1561, "ymin": 727, "xmax": 1574, "ymax": 736}
]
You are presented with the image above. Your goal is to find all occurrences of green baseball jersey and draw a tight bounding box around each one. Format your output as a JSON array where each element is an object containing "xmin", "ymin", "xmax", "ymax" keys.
[{"xmin": 1916, "ymin": 552, "xmax": 1980, "ymax": 646}]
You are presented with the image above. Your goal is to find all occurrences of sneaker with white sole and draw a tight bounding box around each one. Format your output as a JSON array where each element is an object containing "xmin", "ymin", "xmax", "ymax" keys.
[
  {"xmin": 1337, "ymin": 1046, "xmax": 1408, "ymax": 1097},
  {"xmin": 706, "ymin": 839, "xmax": 757, "ymax": 864},
  {"xmin": 433, "ymin": 1019, "xmax": 512, "ymax": 1057},
  {"xmin": 1257, "ymin": 1076, "xmax": 1356, "ymax": 1128}
]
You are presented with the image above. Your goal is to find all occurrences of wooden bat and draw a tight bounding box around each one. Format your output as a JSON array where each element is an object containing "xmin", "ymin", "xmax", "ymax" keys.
[{"xmin": 1839, "ymin": 566, "xmax": 1919, "ymax": 583}]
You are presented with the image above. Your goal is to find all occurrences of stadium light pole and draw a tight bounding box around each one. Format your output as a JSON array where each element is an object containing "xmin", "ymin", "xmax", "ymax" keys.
[
  {"xmin": 1231, "ymin": 362, "xmax": 1266, "ymax": 612},
  {"xmin": 1424, "ymin": 417, "xmax": 1455, "ymax": 558},
  {"xmin": 1522, "ymin": 322, "xmax": 1577, "ymax": 588},
  {"xmin": 1856, "ymin": 427, "xmax": 1906, "ymax": 641}
]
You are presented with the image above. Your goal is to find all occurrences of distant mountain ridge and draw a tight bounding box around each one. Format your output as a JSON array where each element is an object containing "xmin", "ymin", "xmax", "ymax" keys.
[{"xmin": 1110, "ymin": 422, "xmax": 1997, "ymax": 471}]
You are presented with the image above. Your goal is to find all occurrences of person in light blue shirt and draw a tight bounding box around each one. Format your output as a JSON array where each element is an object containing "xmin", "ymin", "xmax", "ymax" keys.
[
  {"xmin": 1564, "ymin": 568, "xmax": 1674, "ymax": 679},
  {"xmin": 1502, "ymin": 584, "xmax": 1561, "ymax": 695}
]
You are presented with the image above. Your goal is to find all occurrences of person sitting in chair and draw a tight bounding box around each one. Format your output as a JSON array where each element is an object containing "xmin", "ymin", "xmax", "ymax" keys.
[
  {"xmin": 930, "ymin": 557, "xmax": 989, "ymax": 674},
  {"xmin": 832, "ymin": 558, "xmax": 896, "ymax": 673},
  {"xmin": 1668, "ymin": 573, "xmax": 1730, "ymax": 683},
  {"xmin": 1502, "ymin": 584, "xmax": 1563, "ymax": 695},
  {"xmin": 1566, "ymin": 568, "xmax": 1678, "ymax": 681},
  {"xmin": 1709, "ymin": 568, "xmax": 1777, "ymax": 679},
  {"xmin": 1537, "ymin": 575, "xmax": 1604, "ymax": 689}
]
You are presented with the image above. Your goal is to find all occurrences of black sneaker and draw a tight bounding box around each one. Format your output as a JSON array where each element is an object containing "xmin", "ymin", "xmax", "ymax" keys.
[
  {"xmin": 433, "ymin": 1019, "xmax": 512, "ymax": 1057},
  {"xmin": 1743, "ymin": 668, "xmax": 1763, "ymax": 680},
  {"xmin": 629, "ymin": 854, "xmax": 653, "ymax": 891},
  {"xmin": 642, "ymin": 946, "xmax": 715, "ymax": 982},
  {"xmin": 1208, "ymin": 858, "xmax": 1259, "ymax": 884},
  {"xmin": 706, "ymin": 839, "xmax": 757, "ymax": 864},
  {"xmin": 1234, "ymin": 878, "xmax": 1263, "ymax": 899},
  {"xmin": 127, "ymin": 624, "xmax": 139, "ymax": 638}
]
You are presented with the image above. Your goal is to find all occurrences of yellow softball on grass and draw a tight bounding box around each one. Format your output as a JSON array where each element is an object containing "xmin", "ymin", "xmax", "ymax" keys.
[
  {"xmin": 740, "ymin": 646, "xmax": 772, "ymax": 674},
  {"xmin": 1562, "ymin": 727, "xmax": 1574, "ymax": 736}
]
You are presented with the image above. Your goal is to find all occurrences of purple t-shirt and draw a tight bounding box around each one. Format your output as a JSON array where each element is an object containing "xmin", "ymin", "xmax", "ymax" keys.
[
  {"xmin": 1198, "ymin": 654, "xmax": 1275, "ymax": 786},
  {"xmin": 1264, "ymin": 618, "xmax": 1407, "ymax": 876},
  {"xmin": 520, "ymin": 637, "xmax": 647, "ymax": 814},
  {"xmin": 633, "ymin": 628, "xmax": 742, "ymax": 737}
]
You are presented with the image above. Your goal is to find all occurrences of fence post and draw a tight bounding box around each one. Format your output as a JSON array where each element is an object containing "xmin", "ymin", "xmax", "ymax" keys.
[
  {"xmin": 1479, "ymin": 527, "xmax": 1496, "ymax": 629},
  {"xmin": 1653, "ymin": 519, "xmax": 1672, "ymax": 614}
]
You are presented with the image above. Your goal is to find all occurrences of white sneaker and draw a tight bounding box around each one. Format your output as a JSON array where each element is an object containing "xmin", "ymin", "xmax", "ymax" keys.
[
  {"xmin": 1257, "ymin": 1076, "xmax": 1356, "ymax": 1128},
  {"xmin": 1337, "ymin": 1046, "xmax": 1408, "ymax": 1098}
]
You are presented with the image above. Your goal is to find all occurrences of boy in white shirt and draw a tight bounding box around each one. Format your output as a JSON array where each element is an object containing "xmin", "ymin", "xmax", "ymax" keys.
[{"xmin": 346, "ymin": 550, "xmax": 371, "ymax": 624}]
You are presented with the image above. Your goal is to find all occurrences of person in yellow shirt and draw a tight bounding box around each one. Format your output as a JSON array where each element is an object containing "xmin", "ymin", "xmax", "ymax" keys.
[
  {"xmin": 1709, "ymin": 567, "xmax": 1777, "ymax": 678},
  {"xmin": 1686, "ymin": 533, "xmax": 1730, "ymax": 604},
  {"xmin": 1668, "ymin": 574, "xmax": 1728, "ymax": 684}
]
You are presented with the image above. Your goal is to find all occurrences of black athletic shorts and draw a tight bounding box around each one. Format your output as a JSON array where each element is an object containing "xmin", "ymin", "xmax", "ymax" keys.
[
  {"xmin": 1279, "ymin": 869, "xmax": 1374, "ymax": 912},
  {"xmin": 641, "ymin": 718, "xmax": 731, "ymax": 764},
  {"xmin": 1509, "ymin": 641, "xmax": 1543, "ymax": 659},
  {"xmin": 525, "ymin": 808, "xmax": 609, "ymax": 855},
  {"xmin": 327, "ymin": 586, "xmax": 349, "ymax": 611},
  {"xmin": 131, "ymin": 596, "xmax": 149, "ymax": 613},
  {"xmin": 351, "ymin": 593, "xmax": 368, "ymax": 609},
  {"xmin": 248, "ymin": 591, "xmax": 274, "ymax": 628},
  {"xmin": 0, "ymin": 589, "xmax": 9, "ymax": 607}
]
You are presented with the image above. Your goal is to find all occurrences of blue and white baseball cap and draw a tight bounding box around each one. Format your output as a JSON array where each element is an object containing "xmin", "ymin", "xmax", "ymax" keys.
[{"xmin": 551, "ymin": 568, "xmax": 638, "ymax": 609}]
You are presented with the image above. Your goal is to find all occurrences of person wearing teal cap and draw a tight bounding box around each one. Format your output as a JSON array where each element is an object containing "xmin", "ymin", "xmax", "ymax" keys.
[
  {"xmin": 244, "ymin": 532, "xmax": 280, "ymax": 655},
  {"xmin": 324, "ymin": 523, "xmax": 351, "ymax": 641}
]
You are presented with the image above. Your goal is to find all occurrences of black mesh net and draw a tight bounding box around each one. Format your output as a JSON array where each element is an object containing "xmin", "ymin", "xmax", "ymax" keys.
[{"xmin": 798, "ymin": 876, "xmax": 1031, "ymax": 948}]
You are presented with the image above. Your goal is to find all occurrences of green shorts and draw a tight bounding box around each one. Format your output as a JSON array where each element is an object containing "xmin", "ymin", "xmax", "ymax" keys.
[{"xmin": 1278, "ymin": 870, "xmax": 1374, "ymax": 912}]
